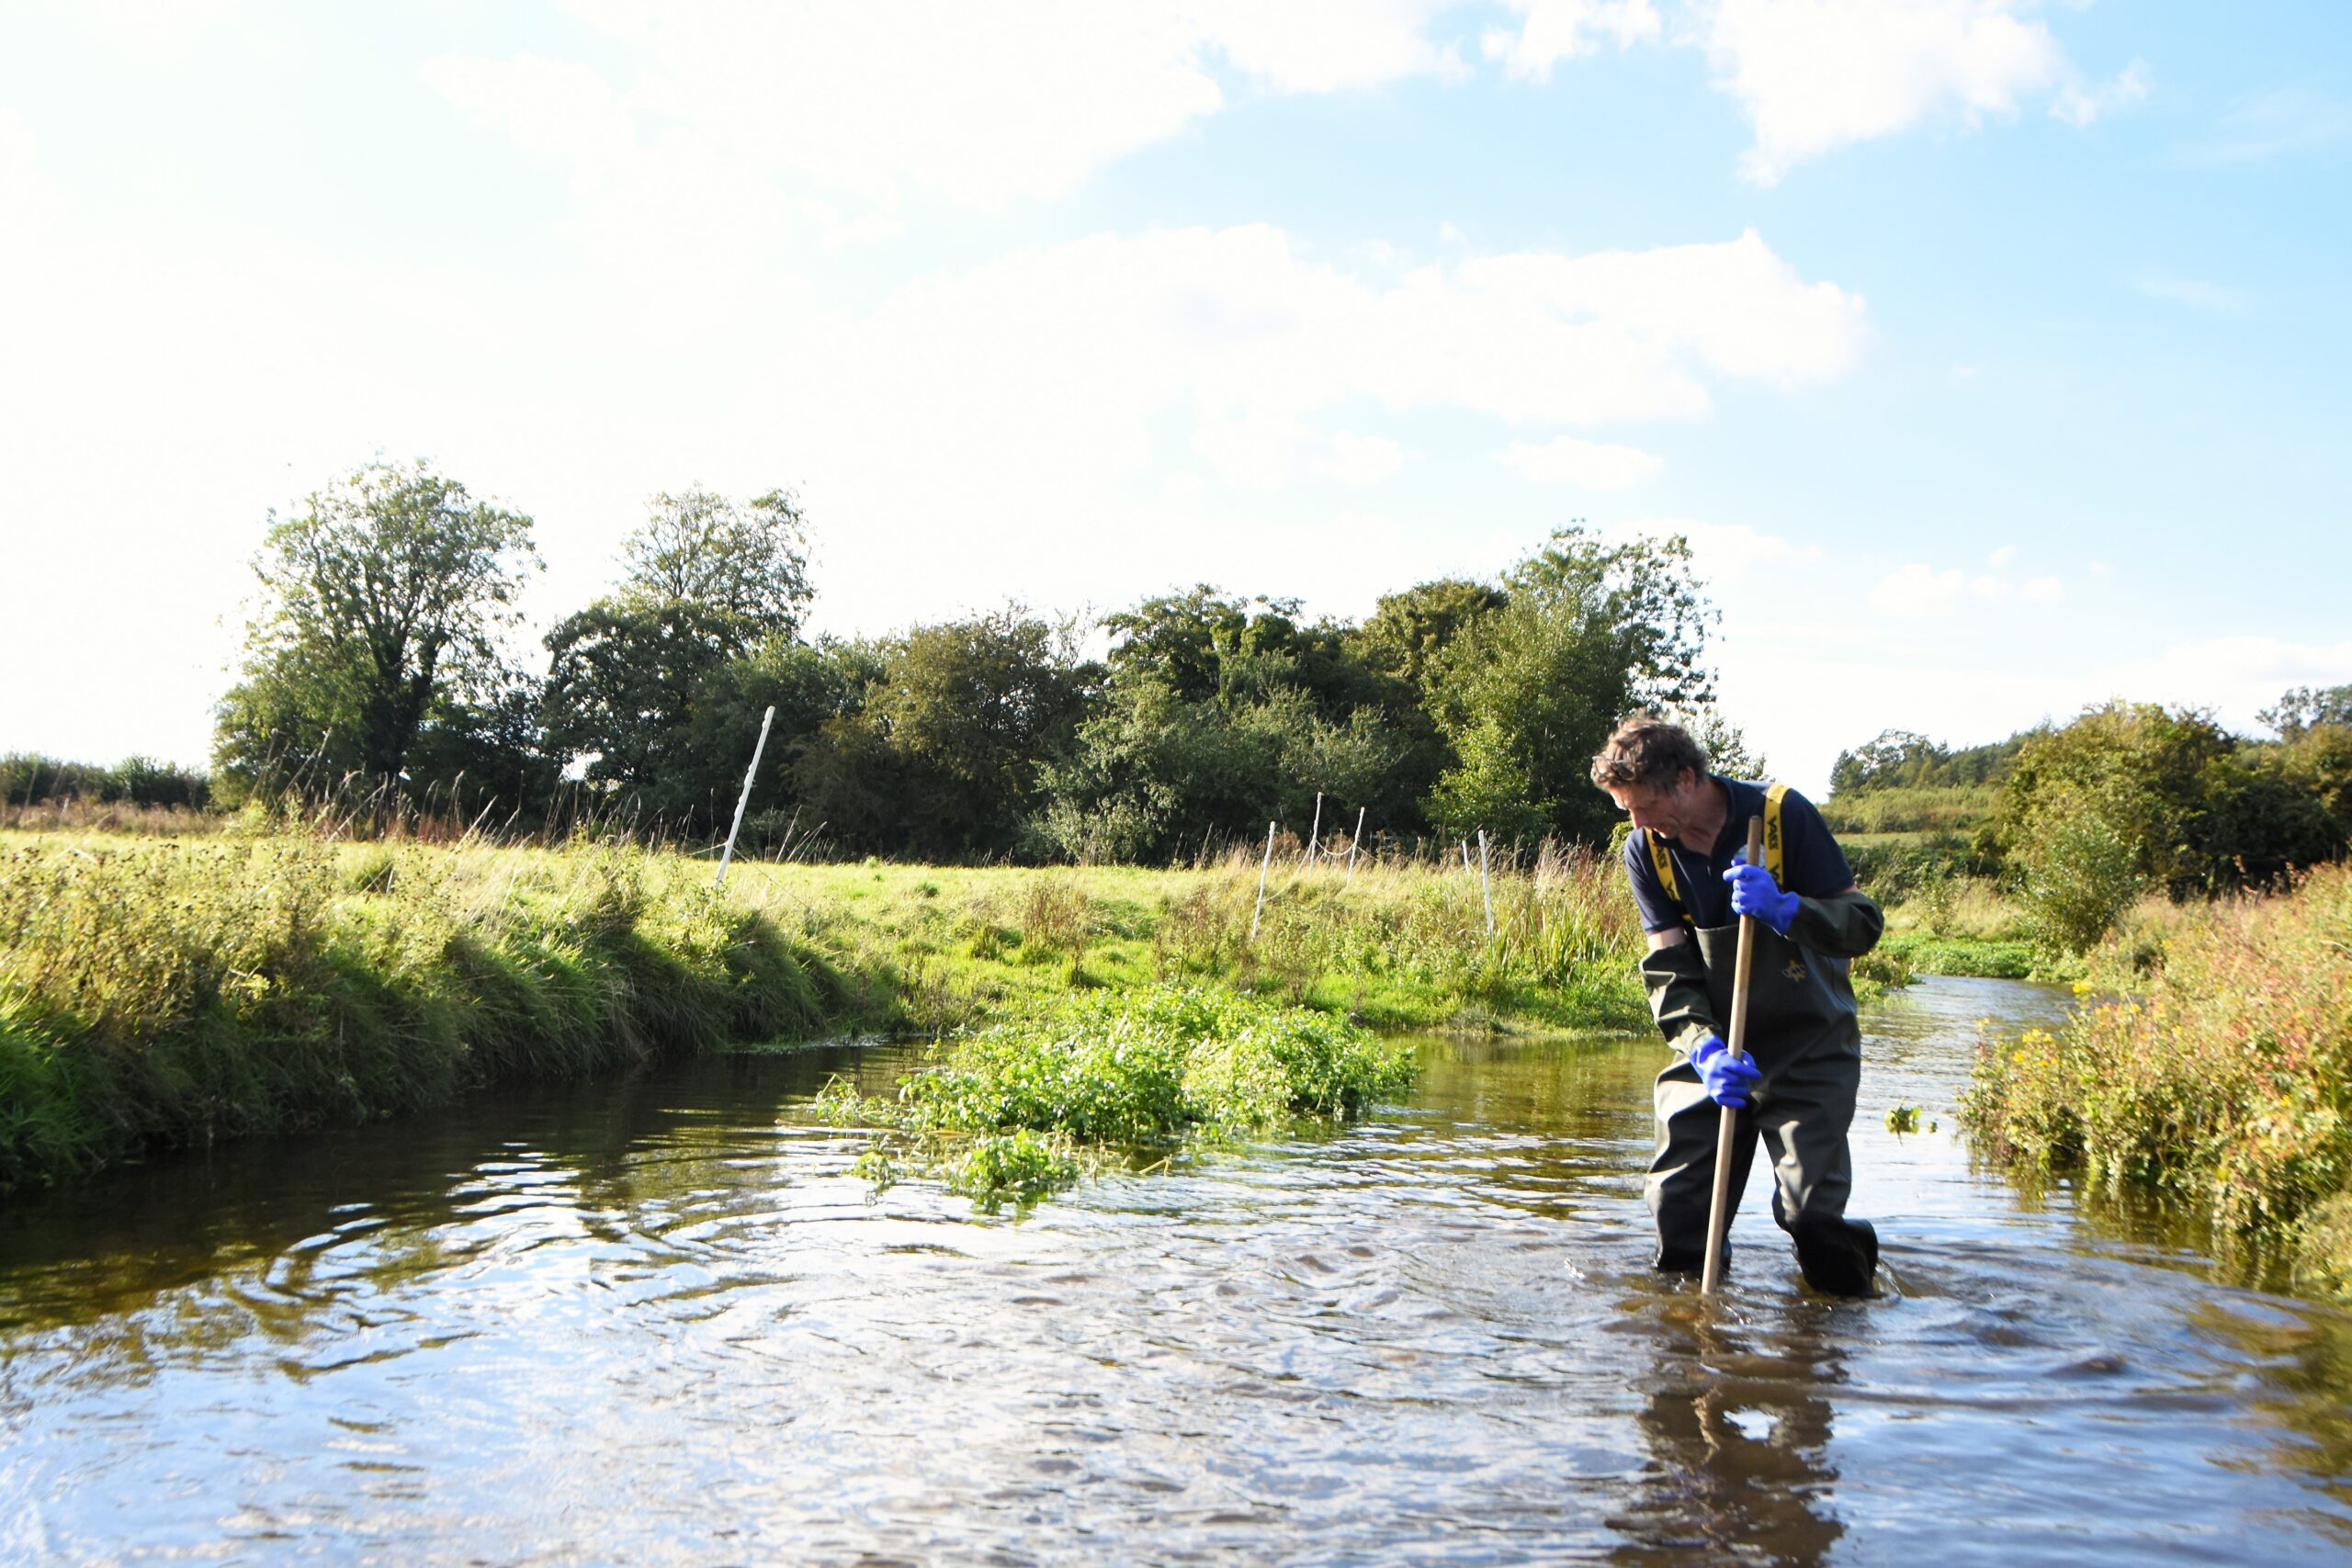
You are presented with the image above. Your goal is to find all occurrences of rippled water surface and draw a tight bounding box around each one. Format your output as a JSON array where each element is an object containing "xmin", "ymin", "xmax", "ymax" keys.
[{"xmin": 5, "ymin": 976, "xmax": 2350, "ymax": 1564}]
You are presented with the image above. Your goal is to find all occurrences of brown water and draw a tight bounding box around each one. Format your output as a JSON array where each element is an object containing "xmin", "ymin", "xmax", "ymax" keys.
[{"xmin": 3, "ymin": 976, "xmax": 2349, "ymax": 1564}]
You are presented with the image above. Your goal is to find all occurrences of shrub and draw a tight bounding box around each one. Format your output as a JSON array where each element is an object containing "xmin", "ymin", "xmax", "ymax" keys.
[{"xmin": 1963, "ymin": 864, "xmax": 2352, "ymax": 1295}]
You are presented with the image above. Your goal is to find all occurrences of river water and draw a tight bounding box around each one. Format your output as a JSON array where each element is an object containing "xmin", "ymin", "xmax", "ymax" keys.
[{"xmin": 3, "ymin": 976, "xmax": 2349, "ymax": 1564}]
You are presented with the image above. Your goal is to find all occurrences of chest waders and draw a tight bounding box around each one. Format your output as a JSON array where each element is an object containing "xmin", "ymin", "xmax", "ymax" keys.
[{"xmin": 1640, "ymin": 784, "xmax": 1880, "ymax": 1296}]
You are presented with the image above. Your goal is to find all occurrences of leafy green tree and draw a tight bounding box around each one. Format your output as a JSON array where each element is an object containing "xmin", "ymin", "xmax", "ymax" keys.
[
  {"xmin": 213, "ymin": 460, "xmax": 538, "ymax": 803},
  {"xmin": 1423, "ymin": 527, "xmax": 1714, "ymax": 843},
  {"xmin": 1994, "ymin": 700, "xmax": 2229, "ymax": 902},
  {"xmin": 1041, "ymin": 675, "xmax": 1419, "ymax": 863},
  {"xmin": 2260, "ymin": 684, "xmax": 2352, "ymax": 740},
  {"xmin": 614, "ymin": 486, "xmax": 812, "ymax": 651},
  {"xmin": 685, "ymin": 636, "xmax": 887, "ymax": 844},
  {"xmin": 1043, "ymin": 581, "xmax": 1442, "ymax": 862},
  {"xmin": 796, "ymin": 611, "xmax": 1097, "ymax": 857},
  {"xmin": 1673, "ymin": 707, "xmax": 1770, "ymax": 782},
  {"xmin": 1829, "ymin": 729, "xmax": 1945, "ymax": 795},
  {"xmin": 541, "ymin": 487, "xmax": 813, "ymax": 821},
  {"xmin": 1347, "ymin": 578, "xmax": 1507, "ymax": 691}
]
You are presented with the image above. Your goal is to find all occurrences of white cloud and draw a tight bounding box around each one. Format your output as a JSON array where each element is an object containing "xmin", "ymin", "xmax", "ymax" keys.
[
  {"xmin": 432, "ymin": 1, "xmax": 1462, "ymax": 218},
  {"xmin": 1871, "ymin": 557, "xmax": 2067, "ymax": 617},
  {"xmin": 1315, "ymin": 431, "xmax": 1408, "ymax": 485},
  {"xmin": 2133, "ymin": 272, "xmax": 2251, "ymax": 315},
  {"xmin": 2183, "ymin": 85, "xmax": 2352, "ymax": 166},
  {"xmin": 0, "ymin": 109, "xmax": 49, "ymax": 229},
  {"xmin": 1870, "ymin": 562, "xmax": 1970, "ymax": 616},
  {"xmin": 424, "ymin": 53, "xmax": 635, "ymax": 165},
  {"xmin": 763, "ymin": 223, "xmax": 1865, "ymax": 626},
  {"xmin": 2053, "ymin": 57, "xmax": 2150, "ymax": 127},
  {"xmin": 1698, "ymin": 0, "xmax": 2143, "ymax": 185},
  {"xmin": 1618, "ymin": 519, "xmax": 1824, "ymax": 583},
  {"xmin": 1483, "ymin": 0, "xmax": 1662, "ymax": 82},
  {"xmin": 2095, "ymin": 635, "xmax": 2352, "ymax": 730},
  {"xmin": 1499, "ymin": 435, "xmax": 1665, "ymax": 489},
  {"xmin": 807, "ymin": 223, "xmax": 1863, "ymax": 497}
]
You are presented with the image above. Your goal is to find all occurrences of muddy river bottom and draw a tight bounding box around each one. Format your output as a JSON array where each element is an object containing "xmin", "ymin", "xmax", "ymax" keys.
[{"xmin": 4, "ymin": 976, "xmax": 2349, "ymax": 1564}]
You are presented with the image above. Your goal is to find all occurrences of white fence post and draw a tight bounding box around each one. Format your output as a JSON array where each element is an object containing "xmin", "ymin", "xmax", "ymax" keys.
[
  {"xmin": 714, "ymin": 705, "xmax": 775, "ymax": 889},
  {"xmin": 1250, "ymin": 819, "xmax": 1276, "ymax": 942},
  {"xmin": 1477, "ymin": 828, "xmax": 1495, "ymax": 938},
  {"xmin": 1345, "ymin": 806, "xmax": 1366, "ymax": 885}
]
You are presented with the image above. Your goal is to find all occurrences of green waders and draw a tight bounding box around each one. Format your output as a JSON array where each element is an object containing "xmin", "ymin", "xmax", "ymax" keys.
[{"xmin": 1642, "ymin": 919, "xmax": 1881, "ymax": 1296}]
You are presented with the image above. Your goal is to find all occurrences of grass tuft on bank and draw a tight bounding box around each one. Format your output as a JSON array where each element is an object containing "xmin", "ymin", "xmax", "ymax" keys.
[
  {"xmin": 1962, "ymin": 863, "xmax": 2352, "ymax": 1296},
  {"xmin": 0, "ymin": 835, "xmax": 852, "ymax": 1192},
  {"xmin": 816, "ymin": 985, "xmax": 1419, "ymax": 1209}
]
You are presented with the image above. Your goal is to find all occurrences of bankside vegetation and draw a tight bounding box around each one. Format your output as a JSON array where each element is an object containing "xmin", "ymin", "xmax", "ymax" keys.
[
  {"xmin": 1962, "ymin": 863, "xmax": 2352, "ymax": 1300},
  {"xmin": 0, "ymin": 829, "xmax": 1646, "ymax": 1195},
  {"xmin": 1826, "ymin": 687, "xmax": 2352, "ymax": 970}
]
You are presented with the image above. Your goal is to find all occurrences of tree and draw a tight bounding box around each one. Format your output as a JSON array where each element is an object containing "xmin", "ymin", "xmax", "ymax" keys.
[
  {"xmin": 795, "ymin": 610, "xmax": 1098, "ymax": 857},
  {"xmin": 615, "ymin": 486, "xmax": 812, "ymax": 654},
  {"xmin": 542, "ymin": 599, "xmax": 749, "ymax": 811},
  {"xmin": 1347, "ymin": 578, "xmax": 1507, "ymax": 691},
  {"xmin": 1673, "ymin": 707, "xmax": 1769, "ymax": 782},
  {"xmin": 1423, "ymin": 527, "xmax": 1714, "ymax": 843},
  {"xmin": 1829, "ymin": 729, "xmax": 1945, "ymax": 796},
  {"xmin": 214, "ymin": 459, "xmax": 538, "ymax": 801},
  {"xmin": 1993, "ymin": 702, "xmax": 2235, "ymax": 924},
  {"xmin": 2260, "ymin": 684, "xmax": 2352, "ymax": 741},
  {"xmin": 540, "ymin": 486, "xmax": 814, "ymax": 819}
]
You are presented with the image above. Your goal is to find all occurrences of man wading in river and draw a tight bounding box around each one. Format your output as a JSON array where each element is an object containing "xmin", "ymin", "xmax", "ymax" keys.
[{"xmin": 1590, "ymin": 716, "xmax": 1885, "ymax": 1296}]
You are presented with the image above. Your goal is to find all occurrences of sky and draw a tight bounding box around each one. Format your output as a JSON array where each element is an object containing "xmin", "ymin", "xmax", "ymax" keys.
[{"xmin": 2, "ymin": 0, "xmax": 2347, "ymax": 797}]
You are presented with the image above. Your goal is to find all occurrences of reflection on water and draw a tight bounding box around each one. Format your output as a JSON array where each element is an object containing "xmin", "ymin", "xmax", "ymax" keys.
[{"xmin": 2, "ymin": 980, "xmax": 2348, "ymax": 1563}]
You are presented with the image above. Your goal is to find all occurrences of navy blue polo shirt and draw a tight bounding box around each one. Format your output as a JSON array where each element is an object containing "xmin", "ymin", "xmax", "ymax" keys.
[{"xmin": 1623, "ymin": 776, "xmax": 1855, "ymax": 934}]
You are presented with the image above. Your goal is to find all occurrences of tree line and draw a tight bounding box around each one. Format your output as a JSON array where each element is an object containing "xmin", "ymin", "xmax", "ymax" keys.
[
  {"xmin": 1830, "ymin": 690, "xmax": 2352, "ymax": 952},
  {"xmin": 200, "ymin": 458, "xmax": 1736, "ymax": 861}
]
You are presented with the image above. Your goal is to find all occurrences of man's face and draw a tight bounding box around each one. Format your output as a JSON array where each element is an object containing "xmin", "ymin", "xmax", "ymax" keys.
[{"xmin": 1608, "ymin": 768, "xmax": 1702, "ymax": 843}]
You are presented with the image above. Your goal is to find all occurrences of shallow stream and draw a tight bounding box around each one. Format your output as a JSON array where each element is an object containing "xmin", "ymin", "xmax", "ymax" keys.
[{"xmin": 4, "ymin": 976, "xmax": 2349, "ymax": 1563}]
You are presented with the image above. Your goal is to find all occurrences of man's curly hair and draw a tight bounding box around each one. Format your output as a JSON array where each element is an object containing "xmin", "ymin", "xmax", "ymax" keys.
[{"xmin": 1589, "ymin": 715, "xmax": 1707, "ymax": 794}]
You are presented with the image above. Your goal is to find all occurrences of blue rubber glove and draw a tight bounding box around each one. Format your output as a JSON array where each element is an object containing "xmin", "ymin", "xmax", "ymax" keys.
[
  {"xmin": 1724, "ymin": 851, "xmax": 1801, "ymax": 935},
  {"xmin": 1690, "ymin": 1033, "xmax": 1760, "ymax": 1110}
]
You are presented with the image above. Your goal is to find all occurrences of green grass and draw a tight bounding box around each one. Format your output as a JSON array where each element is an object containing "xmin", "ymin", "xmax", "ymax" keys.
[
  {"xmin": 0, "ymin": 830, "xmax": 1650, "ymax": 1194},
  {"xmin": 1820, "ymin": 784, "xmax": 1999, "ymax": 836},
  {"xmin": 0, "ymin": 833, "xmax": 852, "ymax": 1192},
  {"xmin": 1880, "ymin": 931, "xmax": 2040, "ymax": 979},
  {"xmin": 1962, "ymin": 863, "xmax": 2352, "ymax": 1299}
]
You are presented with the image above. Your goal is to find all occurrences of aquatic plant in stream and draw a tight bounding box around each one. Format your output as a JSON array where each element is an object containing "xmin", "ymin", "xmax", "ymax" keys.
[{"xmin": 816, "ymin": 984, "xmax": 1419, "ymax": 1210}]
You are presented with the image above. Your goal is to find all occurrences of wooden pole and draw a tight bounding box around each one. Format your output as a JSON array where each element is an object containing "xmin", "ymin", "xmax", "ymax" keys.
[
  {"xmin": 1345, "ymin": 806, "xmax": 1366, "ymax": 884},
  {"xmin": 1249, "ymin": 819, "xmax": 1276, "ymax": 942},
  {"xmin": 1700, "ymin": 816, "xmax": 1768, "ymax": 1297},
  {"xmin": 714, "ymin": 705, "xmax": 775, "ymax": 889},
  {"xmin": 1476, "ymin": 829, "xmax": 1494, "ymax": 937}
]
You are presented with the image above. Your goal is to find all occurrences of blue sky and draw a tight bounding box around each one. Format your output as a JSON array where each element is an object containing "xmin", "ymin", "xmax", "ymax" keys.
[{"xmin": 2, "ymin": 0, "xmax": 2346, "ymax": 795}]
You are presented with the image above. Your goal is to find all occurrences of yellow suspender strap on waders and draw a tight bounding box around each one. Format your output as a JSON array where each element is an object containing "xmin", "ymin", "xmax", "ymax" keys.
[{"xmin": 1646, "ymin": 783, "xmax": 1787, "ymax": 919}]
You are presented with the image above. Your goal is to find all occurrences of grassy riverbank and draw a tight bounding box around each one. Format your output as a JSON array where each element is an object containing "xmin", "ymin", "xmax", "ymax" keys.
[
  {"xmin": 0, "ymin": 830, "xmax": 1647, "ymax": 1194},
  {"xmin": 1962, "ymin": 863, "xmax": 2352, "ymax": 1297}
]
